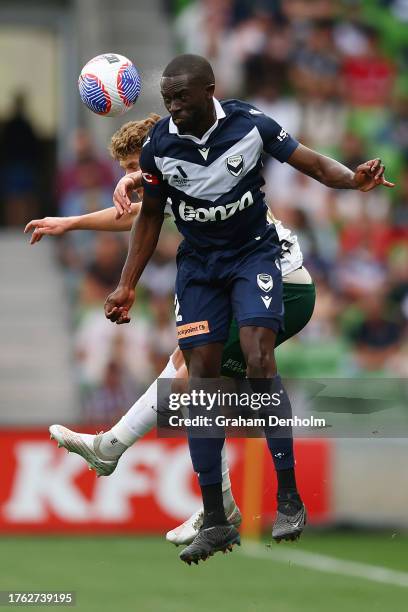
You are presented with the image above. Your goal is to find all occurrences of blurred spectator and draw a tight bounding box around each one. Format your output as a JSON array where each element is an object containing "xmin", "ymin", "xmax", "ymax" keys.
[
  {"xmin": 79, "ymin": 234, "xmax": 127, "ymax": 306},
  {"xmin": 281, "ymin": 0, "xmax": 338, "ymax": 22},
  {"xmin": 387, "ymin": 244, "xmax": 408, "ymax": 325},
  {"xmin": 58, "ymin": 129, "xmax": 115, "ymax": 210},
  {"xmin": 333, "ymin": 4, "xmax": 370, "ymax": 57},
  {"xmin": 83, "ymin": 360, "xmax": 137, "ymax": 424},
  {"xmin": 392, "ymin": 168, "xmax": 408, "ymax": 228},
  {"xmin": 0, "ymin": 91, "xmax": 40, "ymax": 226},
  {"xmin": 263, "ymin": 162, "xmax": 332, "ymax": 224},
  {"xmin": 290, "ymin": 19, "xmax": 340, "ymax": 100},
  {"xmin": 55, "ymin": 131, "xmax": 118, "ymax": 293},
  {"xmin": 245, "ymin": 58, "xmax": 302, "ymax": 136},
  {"xmin": 391, "ymin": 92, "xmax": 408, "ymax": 155},
  {"xmin": 75, "ymin": 309, "xmax": 154, "ymax": 390},
  {"xmin": 338, "ymin": 131, "xmax": 366, "ymax": 169},
  {"xmin": 175, "ymin": 0, "xmax": 238, "ymax": 94},
  {"xmin": 386, "ymin": 0, "xmax": 408, "ymax": 21},
  {"xmin": 335, "ymin": 250, "xmax": 388, "ymax": 301},
  {"xmin": 341, "ymin": 26, "xmax": 396, "ymax": 108},
  {"xmin": 146, "ymin": 292, "xmax": 178, "ymax": 374},
  {"xmin": 374, "ymin": 91, "xmax": 408, "ymax": 179},
  {"xmin": 348, "ymin": 296, "xmax": 404, "ymax": 375},
  {"xmin": 175, "ymin": 1, "xmax": 280, "ymax": 95},
  {"xmin": 305, "ymin": 278, "xmax": 341, "ymax": 340},
  {"xmin": 281, "ymin": 207, "xmax": 337, "ymax": 265},
  {"xmin": 139, "ymin": 224, "xmax": 179, "ymax": 296}
]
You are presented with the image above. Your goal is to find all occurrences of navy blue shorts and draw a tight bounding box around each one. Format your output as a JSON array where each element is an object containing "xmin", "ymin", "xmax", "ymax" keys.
[{"xmin": 175, "ymin": 225, "xmax": 284, "ymax": 350}]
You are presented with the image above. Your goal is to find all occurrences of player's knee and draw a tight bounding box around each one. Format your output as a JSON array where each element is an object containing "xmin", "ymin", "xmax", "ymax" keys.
[
  {"xmin": 246, "ymin": 349, "xmax": 276, "ymax": 377},
  {"xmin": 245, "ymin": 351, "xmax": 266, "ymax": 376},
  {"xmin": 187, "ymin": 347, "xmax": 222, "ymax": 377}
]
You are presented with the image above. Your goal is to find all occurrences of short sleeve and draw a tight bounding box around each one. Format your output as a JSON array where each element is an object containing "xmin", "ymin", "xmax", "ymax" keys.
[
  {"xmin": 252, "ymin": 112, "xmax": 298, "ymax": 163},
  {"xmin": 139, "ymin": 136, "xmax": 167, "ymax": 198}
]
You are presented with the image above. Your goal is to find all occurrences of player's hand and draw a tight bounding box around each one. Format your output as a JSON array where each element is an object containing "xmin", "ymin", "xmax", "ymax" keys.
[
  {"xmin": 104, "ymin": 285, "xmax": 135, "ymax": 324},
  {"xmin": 353, "ymin": 159, "xmax": 395, "ymax": 192},
  {"xmin": 113, "ymin": 171, "xmax": 142, "ymax": 218},
  {"xmin": 24, "ymin": 217, "xmax": 70, "ymax": 244}
]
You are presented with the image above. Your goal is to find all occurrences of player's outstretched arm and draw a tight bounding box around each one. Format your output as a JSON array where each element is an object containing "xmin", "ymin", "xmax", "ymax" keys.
[
  {"xmin": 288, "ymin": 144, "xmax": 395, "ymax": 191},
  {"xmin": 104, "ymin": 191, "xmax": 165, "ymax": 325},
  {"xmin": 24, "ymin": 203, "xmax": 141, "ymax": 244}
]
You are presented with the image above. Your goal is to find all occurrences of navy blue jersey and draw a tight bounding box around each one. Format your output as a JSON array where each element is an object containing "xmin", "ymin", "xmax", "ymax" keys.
[{"xmin": 140, "ymin": 98, "xmax": 298, "ymax": 251}]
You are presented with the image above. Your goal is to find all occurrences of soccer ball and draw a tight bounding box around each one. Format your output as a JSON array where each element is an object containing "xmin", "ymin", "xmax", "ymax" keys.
[{"xmin": 78, "ymin": 53, "xmax": 142, "ymax": 117}]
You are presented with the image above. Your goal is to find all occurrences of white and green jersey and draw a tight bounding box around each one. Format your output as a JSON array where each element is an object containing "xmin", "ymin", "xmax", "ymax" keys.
[{"xmin": 267, "ymin": 212, "xmax": 303, "ymax": 277}]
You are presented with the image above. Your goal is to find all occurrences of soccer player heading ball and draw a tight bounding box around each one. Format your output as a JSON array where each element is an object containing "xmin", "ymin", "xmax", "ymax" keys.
[
  {"xmin": 103, "ymin": 54, "xmax": 393, "ymax": 564},
  {"xmin": 27, "ymin": 114, "xmax": 315, "ymax": 552},
  {"xmin": 28, "ymin": 54, "xmax": 394, "ymax": 566}
]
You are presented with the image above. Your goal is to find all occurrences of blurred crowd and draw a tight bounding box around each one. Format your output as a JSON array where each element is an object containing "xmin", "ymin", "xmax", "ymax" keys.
[
  {"xmin": 1, "ymin": 0, "xmax": 407, "ymax": 422},
  {"xmin": 171, "ymin": 0, "xmax": 408, "ymax": 381}
]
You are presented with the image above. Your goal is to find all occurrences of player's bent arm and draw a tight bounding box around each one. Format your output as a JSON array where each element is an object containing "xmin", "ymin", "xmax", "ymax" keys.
[
  {"xmin": 104, "ymin": 192, "xmax": 165, "ymax": 324},
  {"xmin": 288, "ymin": 144, "xmax": 395, "ymax": 192}
]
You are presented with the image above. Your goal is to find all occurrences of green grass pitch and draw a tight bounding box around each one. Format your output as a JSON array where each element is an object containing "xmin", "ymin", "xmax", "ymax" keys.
[{"xmin": 1, "ymin": 532, "xmax": 407, "ymax": 612}]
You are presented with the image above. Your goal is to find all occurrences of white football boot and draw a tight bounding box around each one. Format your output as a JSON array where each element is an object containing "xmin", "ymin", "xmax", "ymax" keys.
[
  {"xmin": 166, "ymin": 504, "xmax": 242, "ymax": 546},
  {"xmin": 49, "ymin": 424, "xmax": 120, "ymax": 477}
]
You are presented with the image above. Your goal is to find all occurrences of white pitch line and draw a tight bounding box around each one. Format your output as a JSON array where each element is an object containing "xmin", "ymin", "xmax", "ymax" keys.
[{"xmin": 241, "ymin": 541, "xmax": 408, "ymax": 588}]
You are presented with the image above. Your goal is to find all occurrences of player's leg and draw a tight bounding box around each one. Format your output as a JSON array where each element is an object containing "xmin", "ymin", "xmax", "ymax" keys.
[
  {"xmin": 219, "ymin": 276, "xmax": 315, "ymax": 539},
  {"xmin": 183, "ymin": 343, "xmax": 227, "ymax": 526},
  {"xmin": 178, "ymin": 342, "xmax": 241, "ymax": 563},
  {"xmin": 220, "ymin": 271, "xmax": 316, "ymax": 378},
  {"xmin": 49, "ymin": 350, "xmax": 182, "ymax": 476},
  {"xmin": 232, "ymin": 227, "xmax": 306, "ymax": 541},
  {"xmin": 175, "ymin": 259, "xmax": 241, "ymax": 563},
  {"xmin": 165, "ymin": 439, "xmax": 242, "ymax": 545},
  {"xmin": 239, "ymin": 325, "xmax": 305, "ymax": 541},
  {"xmin": 166, "ymin": 278, "xmax": 315, "ymax": 542}
]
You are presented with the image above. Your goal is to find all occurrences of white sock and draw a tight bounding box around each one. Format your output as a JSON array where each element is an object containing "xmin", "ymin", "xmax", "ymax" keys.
[
  {"xmin": 100, "ymin": 356, "xmax": 178, "ymax": 453},
  {"xmin": 221, "ymin": 442, "xmax": 236, "ymax": 513}
]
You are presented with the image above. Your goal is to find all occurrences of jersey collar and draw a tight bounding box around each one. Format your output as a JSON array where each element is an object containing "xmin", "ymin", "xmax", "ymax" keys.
[{"xmin": 168, "ymin": 97, "xmax": 226, "ymax": 145}]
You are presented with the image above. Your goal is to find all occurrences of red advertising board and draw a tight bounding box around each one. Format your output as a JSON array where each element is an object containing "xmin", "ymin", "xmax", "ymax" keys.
[{"xmin": 0, "ymin": 429, "xmax": 332, "ymax": 533}]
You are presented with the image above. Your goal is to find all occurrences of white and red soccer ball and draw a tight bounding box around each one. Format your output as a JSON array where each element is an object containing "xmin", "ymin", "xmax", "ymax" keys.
[{"xmin": 78, "ymin": 53, "xmax": 141, "ymax": 117}]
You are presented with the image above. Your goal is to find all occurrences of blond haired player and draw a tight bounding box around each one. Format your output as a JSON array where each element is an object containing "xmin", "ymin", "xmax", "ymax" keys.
[{"xmin": 25, "ymin": 115, "xmax": 316, "ymax": 544}]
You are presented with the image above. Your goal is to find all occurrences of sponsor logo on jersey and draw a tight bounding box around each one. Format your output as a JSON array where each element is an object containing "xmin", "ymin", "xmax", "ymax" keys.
[
  {"xmin": 172, "ymin": 166, "xmax": 190, "ymax": 188},
  {"xmin": 257, "ymin": 273, "xmax": 273, "ymax": 292},
  {"xmin": 277, "ymin": 128, "xmax": 288, "ymax": 142},
  {"xmin": 177, "ymin": 320, "xmax": 210, "ymax": 339},
  {"xmin": 226, "ymin": 154, "xmax": 244, "ymax": 177},
  {"xmin": 142, "ymin": 172, "xmax": 160, "ymax": 185},
  {"xmin": 179, "ymin": 190, "xmax": 253, "ymax": 223},
  {"xmin": 249, "ymin": 108, "xmax": 263, "ymax": 115}
]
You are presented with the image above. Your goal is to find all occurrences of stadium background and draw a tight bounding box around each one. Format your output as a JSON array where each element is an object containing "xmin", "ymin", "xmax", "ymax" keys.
[{"xmin": 0, "ymin": 1, "xmax": 407, "ymax": 610}]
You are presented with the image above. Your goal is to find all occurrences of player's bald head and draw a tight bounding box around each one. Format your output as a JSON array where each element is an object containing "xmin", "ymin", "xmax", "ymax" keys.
[
  {"xmin": 161, "ymin": 55, "xmax": 216, "ymax": 136},
  {"xmin": 162, "ymin": 54, "xmax": 215, "ymax": 86}
]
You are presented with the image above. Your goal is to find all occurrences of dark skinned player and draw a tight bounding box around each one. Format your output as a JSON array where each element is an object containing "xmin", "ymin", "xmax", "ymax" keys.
[{"xmin": 103, "ymin": 54, "xmax": 394, "ymax": 564}]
